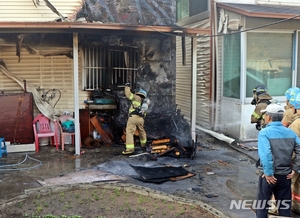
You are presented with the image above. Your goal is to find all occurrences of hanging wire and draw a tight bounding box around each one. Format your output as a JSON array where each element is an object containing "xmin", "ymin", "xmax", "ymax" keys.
[
  {"xmin": 145, "ymin": 13, "xmax": 300, "ymax": 38},
  {"xmin": 0, "ymin": 154, "xmax": 42, "ymax": 171}
]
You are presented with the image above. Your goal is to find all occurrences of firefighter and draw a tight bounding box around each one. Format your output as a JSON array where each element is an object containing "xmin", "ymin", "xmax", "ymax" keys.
[
  {"xmin": 122, "ymin": 83, "xmax": 147, "ymax": 155},
  {"xmin": 288, "ymin": 91, "xmax": 300, "ymax": 214},
  {"xmin": 251, "ymin": 84, "xmax": 272, "ymax": 131},
  {"xmin": 282, "ymin": 87, "xmax": 300, "ymax": 127}
]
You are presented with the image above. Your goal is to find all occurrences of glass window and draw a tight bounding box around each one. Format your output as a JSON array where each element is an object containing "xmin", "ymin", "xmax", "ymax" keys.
[
  {"xmin": 190, "ymin": 0, "xmax": 208, "ymax": 16},
  {"xmin": 176, "ymin": 0, "xmax": 208, "ymax": 20},
  {"xmin": 223, "ymin": 33, "xmax": 241, "ymax": 98},
  {"xmin": 246, "ymin": 32, "xmax": 293, "ymax": 97},
  {"xmin": 177, "ymin": 0, "xmax": 189, "ymax": 20}
]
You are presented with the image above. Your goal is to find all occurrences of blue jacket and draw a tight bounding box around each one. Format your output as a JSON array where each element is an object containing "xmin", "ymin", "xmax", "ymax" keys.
[{"xmin": 258, "ymin": 121, "xmax": 300, "ymax": 176}]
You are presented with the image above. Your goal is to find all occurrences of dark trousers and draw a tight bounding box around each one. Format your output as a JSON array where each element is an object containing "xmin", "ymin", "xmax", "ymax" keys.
[{"xmin": 256, "ymin": 174, "xmax": 292, "ymax": 218}]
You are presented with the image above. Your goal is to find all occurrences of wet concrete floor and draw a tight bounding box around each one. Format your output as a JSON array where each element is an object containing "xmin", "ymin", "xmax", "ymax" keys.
[{"xmin": 0, "ymin": 131, "xmax": 293, "ymax": 218}]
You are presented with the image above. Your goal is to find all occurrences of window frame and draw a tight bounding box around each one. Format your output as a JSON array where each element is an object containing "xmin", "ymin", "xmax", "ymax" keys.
[
  {"xmin": 81, "ymin": 45, "xmax": 139, "ymax": 91},
  {"xmin": 243, "ymin": 30, "xmax": 295, "ymax": 104},
  {"xmin": 176, "ymin": 0, "xmax": 210, "ymax": 25},
  {"xmin": 221, "ymin": 29, "xmax": 296, "ymax": 104}
]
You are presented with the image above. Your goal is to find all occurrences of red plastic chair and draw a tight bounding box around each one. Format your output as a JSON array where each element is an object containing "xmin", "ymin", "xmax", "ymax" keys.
[
  {"xmin": 57, "ymin": 115, "xmax": 81, "ymax": 151},
  {"xmin": 33, "ymin": 114, "xmax": 58, "ymax": 152}
]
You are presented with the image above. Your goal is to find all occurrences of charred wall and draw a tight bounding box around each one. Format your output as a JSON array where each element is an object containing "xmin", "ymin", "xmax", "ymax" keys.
[
  {"xmin": 76, "ymin": 0, "xmax": 176, "ymax": 26},
  {"xmin": 85, "ymin": 33, "xmax": 192, "ymax": 146}
]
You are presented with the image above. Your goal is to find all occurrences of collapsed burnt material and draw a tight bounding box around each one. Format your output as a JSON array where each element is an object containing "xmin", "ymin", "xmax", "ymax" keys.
[
  {"xmin": 145, "ymin": 108, "xmax": 192, "ymax": 147},
  {"xmin": 129, "ymin": 164, "xmax": 195, "ymax": 183},
  {"xmin": 149, "ymin": 137, "xmax": 197, "ymax": 159}
]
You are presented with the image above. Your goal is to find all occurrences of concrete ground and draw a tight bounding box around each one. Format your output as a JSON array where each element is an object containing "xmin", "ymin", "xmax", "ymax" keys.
[{"xmin": 0, "ymin": 131, "xmax": 295, "ymax": 218}]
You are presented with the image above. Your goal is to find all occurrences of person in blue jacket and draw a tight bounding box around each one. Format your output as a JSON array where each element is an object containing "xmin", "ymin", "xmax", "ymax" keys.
[{"xmin": 256, "ymin": 103, "xmax": 300, "ymax": 218}]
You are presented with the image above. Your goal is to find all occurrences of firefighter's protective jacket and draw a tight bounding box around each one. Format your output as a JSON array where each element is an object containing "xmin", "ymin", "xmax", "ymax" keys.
[
  {"xmin": 124, "ymin": 86, "xmax": 147, "ymax": 151},
  {"xmin": 282, "ymin": 103, "xmax": 297, "ymax": 127},
  {"xmin": 125, "ymin": 86, "xmax": 142, "ymax": 114},
  {"xmin": 251, "ymin": 94, "xmax": 272, "ymax": 126},
  {"xmin": 289, "ymin": 115, "xmax": 300, "ymax": 137},
  {"xmin": 288, "ymin": 114, "xmax": 300, "ymax": 213}
]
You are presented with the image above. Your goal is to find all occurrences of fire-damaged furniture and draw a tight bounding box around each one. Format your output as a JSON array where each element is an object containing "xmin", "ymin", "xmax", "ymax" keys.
[
  {"xmin": 79, "ymin": 109, "xmax": 115, "ymax": 146},
  {"xmin": 0, "ymin": 92, "xmax": 34, "ymax": 144},
  {"xmin": 33, "ymin": 114, "xmax": 58, "ymax": 152},
  {"xmin": 79, "ymin": 109, "xmax": 93, "ymax": 142},
  {"xmin": 80, "ymin": 90, "xmax": 117, "ymax": 145}
]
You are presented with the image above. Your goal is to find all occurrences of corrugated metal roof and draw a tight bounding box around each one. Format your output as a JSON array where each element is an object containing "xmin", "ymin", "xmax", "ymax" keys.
[{"xmin": 217, "ymin": 2, "xmax": 300, "ymax": 19}]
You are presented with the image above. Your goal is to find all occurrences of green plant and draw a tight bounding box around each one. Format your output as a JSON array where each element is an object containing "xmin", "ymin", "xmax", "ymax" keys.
[
  {"xmin": 176, "ymin": 206, "xmax": 186, "ymax": 217},
  {"xmin": 137, "ymin": 195, "xmax": 145, "ymax": 205},
  {"xmin": 114, "ymin": 188, "xmax": 120, "ymax": 196},
  {"xmin": 18, "ymin": 202, "xmax": 23, "ymax": 208},
  {"xmin": 124, "ymin": 190, "xmax": 129, "ymax": 198},
  {"xmin": 35, "ymin": 204, "xmax": 43, "ymax": 214},
  {"xmin": 63, "ymin": 203, "xmax": 72, "ymax": 210},
  {"xmin": 78, "ymin": 198, "xmax": 85, "ymax": 205},
  {"xmin": 109, "ymin": 194, "xmax": 115, "ymax": 200},
  {"xmin": 168, "ymin": 204, "xmax": 174, "ymax": 210}
]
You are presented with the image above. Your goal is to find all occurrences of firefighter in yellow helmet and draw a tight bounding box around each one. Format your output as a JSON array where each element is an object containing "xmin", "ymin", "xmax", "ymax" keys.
[
  {"xmin": 122, "ymin": 83, "xmax": 147, "ymax": 155},
  {"xmin": 251, "ymin": 85, "xmax": 272, "ymax": 131}
]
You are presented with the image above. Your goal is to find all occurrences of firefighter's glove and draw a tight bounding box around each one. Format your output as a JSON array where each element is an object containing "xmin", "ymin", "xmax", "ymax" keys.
[
  {"xmin": 125, "ymin": 82, "xmax": 130, "ymax": 87},
  {"xmin": 256, "ymin": 123, "xmax": 261, "ymax": 131}
]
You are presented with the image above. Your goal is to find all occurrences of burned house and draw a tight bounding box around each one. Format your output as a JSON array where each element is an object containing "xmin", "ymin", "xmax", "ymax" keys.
[{"xmin": 0, "ymin": 0, "xmax": 209, "ymax": 154}]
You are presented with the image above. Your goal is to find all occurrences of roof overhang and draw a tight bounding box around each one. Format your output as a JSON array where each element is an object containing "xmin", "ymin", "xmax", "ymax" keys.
[
  {"xmin": 217, "ymin": 2, "xmax": 300, "ymax": 20},
  {"xmin": 0, "ymin": 22, "xmax": 211, "ymax": 37}
]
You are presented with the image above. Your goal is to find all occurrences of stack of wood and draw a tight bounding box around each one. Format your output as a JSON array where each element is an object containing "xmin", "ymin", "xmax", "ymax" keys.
[{"xmin": 150, "ymin": 138, "xmax": 172, "ymax": 155}]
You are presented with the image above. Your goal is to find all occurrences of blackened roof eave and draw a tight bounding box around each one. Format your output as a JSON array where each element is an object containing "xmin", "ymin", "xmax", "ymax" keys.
[
  {"xmin": 0, "ymin": 21, "xmax": 211, "ymax": 36},
  {"xmin": 217, "ymin": 2, "xmax": 300, "ymax": 20}
]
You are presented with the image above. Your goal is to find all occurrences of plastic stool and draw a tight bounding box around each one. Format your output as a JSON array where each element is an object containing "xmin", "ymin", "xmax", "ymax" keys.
[{"xmin": 0, "ymin": 138, "xmax": 7, "ymax": 158}]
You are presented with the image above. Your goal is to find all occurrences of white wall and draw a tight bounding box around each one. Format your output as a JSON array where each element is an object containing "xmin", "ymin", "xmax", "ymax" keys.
[
  {"xmin": 0, "ymin": 46, "xmax": 88, "ymax": 117},
  {"xmin": 0, "ymin": 0, "xmax": 81, "ymax": 22}
]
